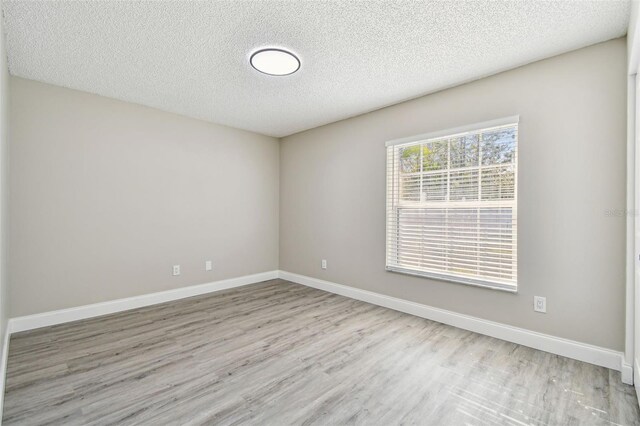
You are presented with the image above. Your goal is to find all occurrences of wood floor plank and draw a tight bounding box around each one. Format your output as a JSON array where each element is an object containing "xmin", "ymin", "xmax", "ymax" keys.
[{"xmin": 3, "ymin": 279, "xmax": 639, "ymax": 425}]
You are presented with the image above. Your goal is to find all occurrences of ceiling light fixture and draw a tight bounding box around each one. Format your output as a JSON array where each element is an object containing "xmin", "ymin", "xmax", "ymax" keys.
[{"xmin": 250, "ymin": 48, "xmax": 300, "ymax": 76}]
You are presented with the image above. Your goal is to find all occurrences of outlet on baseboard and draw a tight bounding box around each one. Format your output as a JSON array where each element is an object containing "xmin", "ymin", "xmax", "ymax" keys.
[
  {"xmin": 172, "ymin": 265, "xmax": 181, "ymax": 276},
  {"xmin": 534, "ymin": 296, "xmax": 546, "ymax": 313},
  {"xmin": 205, "ymin": 260, "xmax": 213, "ymax": 271},
  {"xmin": 321, "ymin": 259, "xmax": 327, "ymax": 270}
]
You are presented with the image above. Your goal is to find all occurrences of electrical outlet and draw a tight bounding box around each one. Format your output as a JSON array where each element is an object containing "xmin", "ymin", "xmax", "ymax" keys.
[
  {"xmin": 534, "ymin": 296, "xmax": 546, "ymax": 313},
  {"xmin": 205, "ymin": 260, "xmax": 213, "ymax": 271},
  {"xmin": 172, "ymin": 265, "xmax": 181, "ymax": 276},
  {"xmin": 321, "ymin": 259, "xmax": 327, "ymax": 270}
]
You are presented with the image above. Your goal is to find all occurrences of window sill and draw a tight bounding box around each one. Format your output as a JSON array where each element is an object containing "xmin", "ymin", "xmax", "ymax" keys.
[{"xmin": 385, "ymin": 266, "xmax": 517, "ymax": 293}]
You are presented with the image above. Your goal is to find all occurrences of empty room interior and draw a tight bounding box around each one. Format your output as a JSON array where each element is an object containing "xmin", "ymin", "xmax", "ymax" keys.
[{"xmin": 4, "ymin": 0, "xmax": 640, "ymax": 424}]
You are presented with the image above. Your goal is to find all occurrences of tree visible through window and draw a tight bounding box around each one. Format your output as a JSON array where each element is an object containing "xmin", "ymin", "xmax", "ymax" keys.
[{"xmin": 386, "ymin": 120, "xmax": 518, "ymax": 290}]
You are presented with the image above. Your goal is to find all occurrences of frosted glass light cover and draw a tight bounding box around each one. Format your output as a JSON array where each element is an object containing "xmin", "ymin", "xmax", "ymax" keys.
[{"xmin": 250, "ymin": 49, "xmax": 300, "ymax": 76}]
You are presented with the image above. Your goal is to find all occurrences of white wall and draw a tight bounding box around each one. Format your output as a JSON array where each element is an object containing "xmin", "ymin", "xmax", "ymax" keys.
[
  {"xmin": 0, "ymin": 5, "xmax": 10, "ymax": 415},
  {"xmin": 9, "ymin": 77, "xmax": 279, "ymax": 316},
  {"xmin": 0, "ymin": 0, "xmax": 7, "ymax": 334},
  {"xmin": 629, "ymin": 0, "xmax": 640, "ymax": 396},
  {"xmin": 280, "ymin": 38, "xmax": 627, "ymax": 351}
]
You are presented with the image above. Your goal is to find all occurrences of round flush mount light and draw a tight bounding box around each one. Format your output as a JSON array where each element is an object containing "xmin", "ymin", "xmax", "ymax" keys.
[{"xmin": 250, "ymin": 48, "xmax": 300, "ymax": 76}]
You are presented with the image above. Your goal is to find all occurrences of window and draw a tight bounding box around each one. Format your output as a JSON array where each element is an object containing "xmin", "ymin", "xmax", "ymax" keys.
[{"xmin": 385, "ymin": 117, "xmax": 518, "ymax": 291}]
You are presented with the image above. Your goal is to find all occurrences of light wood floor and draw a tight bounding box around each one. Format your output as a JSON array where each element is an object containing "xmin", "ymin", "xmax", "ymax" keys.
[{"xmin": 3, "ymin": 279, "xmax": 640, "ymax": 425}]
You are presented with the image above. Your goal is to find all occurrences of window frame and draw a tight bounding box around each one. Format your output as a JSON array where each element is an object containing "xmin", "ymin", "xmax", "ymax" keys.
[{"xmin": 385, "ymin": 116, "xmax": 519, "ymax": 292}]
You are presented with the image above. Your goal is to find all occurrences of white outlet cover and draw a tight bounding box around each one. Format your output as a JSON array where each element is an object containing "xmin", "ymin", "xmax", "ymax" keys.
[
  {"xmin": 534, "ymin": 296, "xmax": 546, "ymax": 313},
  {"xmin": 321, "ymin": 259, "xmax": 327, "ymax": 270},
  {"xmin": 205, "ymin": 260, "xmax": 213, "ymax": 271},
  {"xmin": 173, "ymin": 265, "xmax": 181, "ymax": 276}
]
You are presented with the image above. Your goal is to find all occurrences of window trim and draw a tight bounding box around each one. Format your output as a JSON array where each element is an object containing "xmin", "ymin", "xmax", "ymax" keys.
[
  {"xmin": 385, "ymin": 115, "xmax": 519, "ymax": 292},
  {"xmin": 385, "ymin": 266, "xmax": 518, "ymax": 293},
  {"xmin": 385, "ymin": 115, "xmax": 520, "ymax": 147}
]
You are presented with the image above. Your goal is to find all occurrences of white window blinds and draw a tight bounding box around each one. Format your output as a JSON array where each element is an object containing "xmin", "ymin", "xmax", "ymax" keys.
[{"xmin": 385, "ymin": 118, "xmax": 518, "ymax": 291}]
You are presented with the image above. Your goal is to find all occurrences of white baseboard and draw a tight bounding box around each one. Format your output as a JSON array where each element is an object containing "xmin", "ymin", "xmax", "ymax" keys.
[
  {"xmin": 8, "ymin": 270, "xmax": 279, "ymax": 334},
  {"xmin": 622, "ymin": 361, "xmax": 634, "ymax": 385},
  {"xmin": 0, "ymin": 324, "xmax": 9, "ymax": 423},
  {"xmin": 278, "ymin": 270, "xmax": 627, "ymax": 375},
  {"xmin": 636, "ymin": 359, "xmax": 640, "ymax": 406}
]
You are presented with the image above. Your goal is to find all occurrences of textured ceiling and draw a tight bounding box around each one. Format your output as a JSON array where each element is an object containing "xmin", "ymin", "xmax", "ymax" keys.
[{"xmin": 2, "ymin": 0, "xmax": 631, "ymax": 137}]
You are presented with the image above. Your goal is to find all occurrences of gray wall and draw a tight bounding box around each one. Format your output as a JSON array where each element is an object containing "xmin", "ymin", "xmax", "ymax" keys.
[
  {"xmin": 280, "ymin": 38, "xmax": 627, "ymax": 351},
  {"xmin": 7, "ymin": 38, "xmax": 627, "ymax": 352},
  {"xmin": 9, "ymin": 77, "xmax": 279, "ymax": 316}
]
